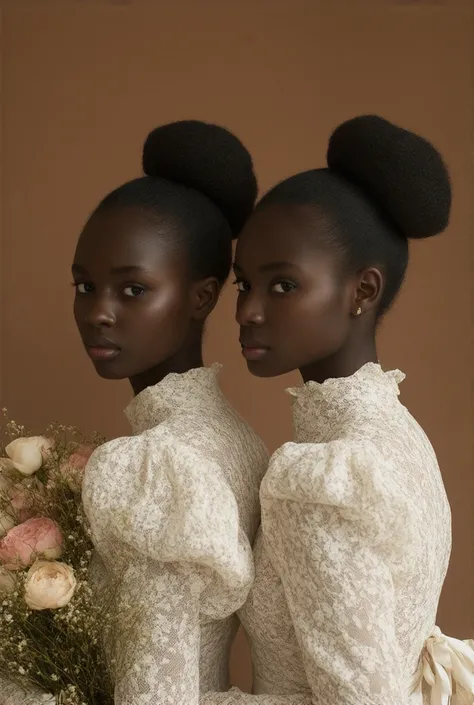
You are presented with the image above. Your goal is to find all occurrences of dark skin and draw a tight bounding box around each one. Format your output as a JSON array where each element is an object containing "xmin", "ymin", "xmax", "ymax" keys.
[
  {"xmin": 72, "ymin": 206, "xmax": 219, "ymax": 395},
  {"xmin": 234, "ymin": 203, "xmax": 383, "ymax": 383}
]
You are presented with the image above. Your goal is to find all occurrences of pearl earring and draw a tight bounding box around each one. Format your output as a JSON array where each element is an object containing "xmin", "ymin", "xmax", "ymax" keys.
[{"xmin": 356, "ymin": 307, "xmax": 362, "ymax": 316}]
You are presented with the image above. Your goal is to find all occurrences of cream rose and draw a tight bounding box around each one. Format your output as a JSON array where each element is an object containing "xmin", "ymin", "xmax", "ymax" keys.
[
  {"xmin": 0, "ymin": 565, "xmax": 16, "ymax": 593},
  {"xmin": 25, "ymin": 560, "xmax": 76, "ymax": 610},
  {"xmin": 6, "ymin": 436, "xmax": 54, "ymax": 476}
]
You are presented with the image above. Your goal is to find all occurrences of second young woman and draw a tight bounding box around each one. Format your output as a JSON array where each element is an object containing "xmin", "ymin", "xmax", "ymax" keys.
[{"xmin": 210, "ymin": 116, "xmax": 473, "ymax": 704}]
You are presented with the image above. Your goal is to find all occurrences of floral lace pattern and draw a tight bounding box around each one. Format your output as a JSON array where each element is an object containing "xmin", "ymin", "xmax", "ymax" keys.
[
  {"xmin": 81, "ymin": 365, "xmax": 268, "ymax": 705},
  {"xmin": 210, "ymin": 364, "xmax": 453, "ymax": 705},
  {"xmin": 0, "ymin": 366, "xmax": 268, "ymax": 705},
  {"xmin": 2, "ymin": 364, "xmax": 463, "ymax": 705}
]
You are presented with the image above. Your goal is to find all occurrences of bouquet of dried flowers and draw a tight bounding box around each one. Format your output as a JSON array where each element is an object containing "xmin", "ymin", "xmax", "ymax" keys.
[{"xmin": 0, "ymin": 411, "xmax": 120, "ymax": 705}]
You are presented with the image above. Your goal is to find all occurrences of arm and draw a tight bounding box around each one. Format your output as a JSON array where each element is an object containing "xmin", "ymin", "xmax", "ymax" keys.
[
  {"xmin": 258, "ymin": 441, "xmax": 407, "ymax": 705},
  {"xmin": 115, "ymin": 562, "xmax": 312, "ymax": 705},
  {"xmin": 83, "ymin": 431, "xmax": 255, "ymax": 705},
  {"xmin": 110, "ymin": 562, "xmax": 201, "ymax": 705}
]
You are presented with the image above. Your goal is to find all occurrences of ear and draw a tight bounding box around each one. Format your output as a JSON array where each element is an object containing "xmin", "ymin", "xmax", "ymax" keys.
[
  {"xmin": 190, "ymin": 277, "xmax": 220, "ymax": 322},
  {"xmin": 351, "ymin": 267, "xmax": 384, "ymax": 317}
]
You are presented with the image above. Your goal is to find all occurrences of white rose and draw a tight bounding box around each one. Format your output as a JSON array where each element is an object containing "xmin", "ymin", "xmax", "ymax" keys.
[
  {"xmin": 25, "ymin": 560, "xmax": 76, "ymax": 610},
  {"xmin": 0, "ymin": 566, "xmax": 16, "ymax": 594},
  {"xmin": 5, "ymin": 437, "xmax": 53, "ymax": 476}
]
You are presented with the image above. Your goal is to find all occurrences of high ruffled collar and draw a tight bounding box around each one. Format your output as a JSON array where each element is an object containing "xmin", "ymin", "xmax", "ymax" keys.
[
  {"xmin": 287, "ymin": 362, "xmax": 405, "ymax": 442},
  {"xmin": 125, "ymin": 363, "xmax": 223, "ymax": 434}
]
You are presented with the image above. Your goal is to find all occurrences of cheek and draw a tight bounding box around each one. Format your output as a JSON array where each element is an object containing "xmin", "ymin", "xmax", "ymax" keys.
[
  {"xmin": 130, "ymin": 289, "xmax": 190, "ymax": 338},
  {"xmin": 288, "ymin": 284, "xmax": 345, "ymax": 324},
  {"xmin": 73, "ymin": 298, "xmax": 87, "ymax": 328},
  {"xmin": 280, "ymin": 285, "xmax": 349, "ymax": 348}
]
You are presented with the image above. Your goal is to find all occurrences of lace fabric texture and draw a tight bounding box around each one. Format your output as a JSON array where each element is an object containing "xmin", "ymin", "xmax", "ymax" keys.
[
  {"xmin": 1, "ymin": 365, "xmax": 266, "ymax": 705},
  {"xmin": 82, "ymin": 365, "xmax": 268, "ymax": 705},
  {"xmin": 225, "ymin": 364, "xmax": 454, "ymax": 705},
  {"xmin": 2, "ymin": 364, "xmax": 466, "ymax": 705},
  {"xmin": 0, "ymin": 365, "xmax": 267, "ymax": 705}
]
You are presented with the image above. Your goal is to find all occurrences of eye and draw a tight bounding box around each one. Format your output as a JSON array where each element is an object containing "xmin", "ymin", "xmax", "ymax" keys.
[
  {"xmin": 74, "ymin": 282, "xmax": 94, "ymax": 295},
  {"xmin": 233, "ymin": 279, "xmax": 250, "ymax": 293},
  {"xmin": 271, "ymin": 281, "xmax": 297, "ymax": 294},
  {"xmin": 123, "ymin": 284, "xmax": 146, "ymax": 297}
]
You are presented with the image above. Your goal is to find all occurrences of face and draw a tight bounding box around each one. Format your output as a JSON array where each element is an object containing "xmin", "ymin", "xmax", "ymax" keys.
[
  {"xmin": 234, "ymin": 203, "xmax": 359, "ymax": 378},
  {"xmin": 73, "ymin": 206, "xmax": 209, "ymax": 382}
]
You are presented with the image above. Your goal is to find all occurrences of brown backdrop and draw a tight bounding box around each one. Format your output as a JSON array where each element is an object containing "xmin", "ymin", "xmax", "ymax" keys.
[{"xmin": 1, "ymin": 0, "xmax": 473, "ymax": 691}]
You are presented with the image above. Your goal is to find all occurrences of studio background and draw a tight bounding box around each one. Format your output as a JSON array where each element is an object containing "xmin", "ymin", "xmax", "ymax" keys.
[{"xmin": 1, "ymin": 0, "xmax": 472, "ymax": 690}]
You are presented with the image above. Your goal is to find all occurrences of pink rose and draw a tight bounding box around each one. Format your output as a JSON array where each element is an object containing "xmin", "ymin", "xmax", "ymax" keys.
[
  {"xmin": 60, "ymin": 445, "xmax": 94, "ymax": 490},
  {"xmin": 0, "ymin": 517, "xmax": 63, "ymax": 570}
]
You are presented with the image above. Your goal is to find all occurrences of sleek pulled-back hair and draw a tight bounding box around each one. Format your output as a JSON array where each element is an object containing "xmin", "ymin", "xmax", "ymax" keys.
[
  {"xmin": 91, "ymin": 120, "xmax": 258, "ymax": 285},
  {"xmin": 257, "ymin": 115, "xmax": 451, "ymax": 316}
]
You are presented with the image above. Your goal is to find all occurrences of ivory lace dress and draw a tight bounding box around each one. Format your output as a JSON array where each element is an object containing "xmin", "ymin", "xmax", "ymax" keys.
[
  {"xmin": 202, "ymin": 364, "xmax": 473, "ymax": 705},
  {"xmin": 0, "ymin": 364, "xmax": 268, "ymax": 705}
]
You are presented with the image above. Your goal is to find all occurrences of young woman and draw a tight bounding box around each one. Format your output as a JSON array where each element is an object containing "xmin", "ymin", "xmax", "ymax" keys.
[
  {"xmin": 204, "ymin": 116, "xmax": 474, "ymax": 704},
  {"xmin": 0, "ymin": 121, "xmax": 268, "ymax": 705}
]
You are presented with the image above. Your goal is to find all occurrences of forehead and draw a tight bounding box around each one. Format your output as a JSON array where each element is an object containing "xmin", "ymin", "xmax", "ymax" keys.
[
  {"xmin": 74, "ymin": 206, "xmax": 182, "ymax": 271},
  {"xmin": 235, "ymin": 203, "xmax": 331, "ymax": 270}
]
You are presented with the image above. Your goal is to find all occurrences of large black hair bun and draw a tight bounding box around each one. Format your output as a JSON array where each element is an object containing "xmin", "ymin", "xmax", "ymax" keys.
[
  {"xmin": 326, "ymin": 115, "xmax": 451, "ymax": 239},
  {"xmin": 142, "ymin": 120, "xmax": 257, "ymax": 238}
]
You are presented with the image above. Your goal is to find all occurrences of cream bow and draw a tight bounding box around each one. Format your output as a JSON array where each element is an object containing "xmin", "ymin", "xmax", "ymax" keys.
[{"xmin": 419, "ymin": 627, "xmax": 474, "ymax": 705}]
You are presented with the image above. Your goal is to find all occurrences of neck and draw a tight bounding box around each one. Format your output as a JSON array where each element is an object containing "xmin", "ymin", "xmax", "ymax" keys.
[
  {"xmin": 130, "ymin": 332, "xmax": 204, "ymax": 396},
  {"xmin": 300, "ymin": 335, "xmax": 378, "ymax": 385}
]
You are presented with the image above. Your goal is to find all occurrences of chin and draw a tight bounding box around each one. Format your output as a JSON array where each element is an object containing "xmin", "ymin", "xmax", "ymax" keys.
[
  {"xmin": 245, "ymin": 359, "xmax": 289, "ymax": 379},
  {"xmin": 91, "ymin": 362, "xmax": 128, "ymax": 381}
]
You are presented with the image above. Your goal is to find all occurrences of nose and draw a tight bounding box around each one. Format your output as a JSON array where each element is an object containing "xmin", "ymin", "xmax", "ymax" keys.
[
  {"xmin": 84, "ymin": 295, "xmax": 117, "ymax": 328},
  {"xmin": 236, "ymin": 291, "xmax": 265, "ymax": 326}
]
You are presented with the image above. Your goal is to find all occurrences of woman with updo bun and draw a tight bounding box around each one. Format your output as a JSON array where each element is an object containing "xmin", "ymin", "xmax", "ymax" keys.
[
  {"xmin": 0, "ymin": 121, "xmax": 268, "ymax": 705},
  {"xmin": 214, "ymin": 116, "xmax": 473, "ymax": 704}
]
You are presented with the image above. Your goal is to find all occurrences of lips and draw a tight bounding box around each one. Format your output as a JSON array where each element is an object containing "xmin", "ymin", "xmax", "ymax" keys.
[
  {"xmin": 239, "ymin": 337, "xmax": 270, "ymax": 362},
  {"xmin": 84, "ymin": 338, "xmax": 121, "ymax": 362}
]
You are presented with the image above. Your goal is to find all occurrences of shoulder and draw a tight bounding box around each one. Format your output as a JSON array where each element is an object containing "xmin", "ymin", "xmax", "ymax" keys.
[
  {"xmin": 82, "ymin": 427, "xmax": 255, "ymax": 615},
  {"xmin": 83, "ymin": 427, "xmax": 249, "ymax": 561},
  {"xmin": 261, "ymin": 438, "xmax": 411, "ymax": 544},
  {"xmin": 83, "ymin": 426, "xmax": 180, "ymax": 500}
]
